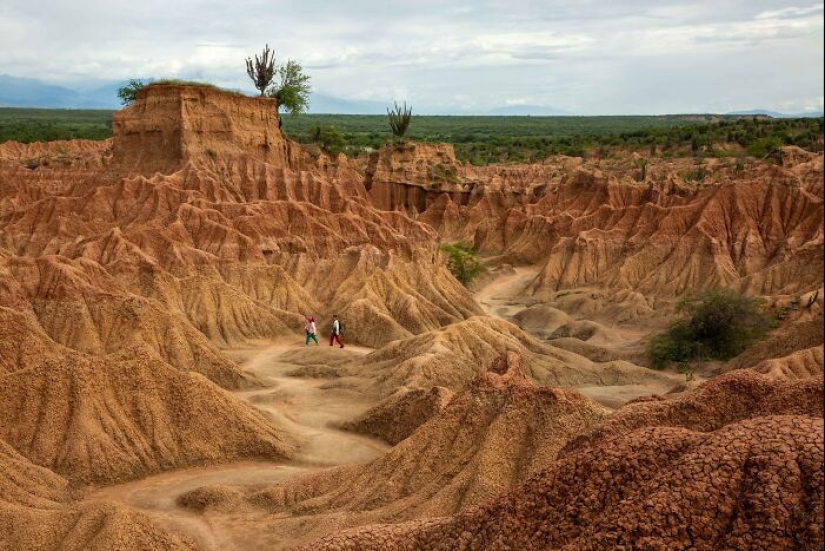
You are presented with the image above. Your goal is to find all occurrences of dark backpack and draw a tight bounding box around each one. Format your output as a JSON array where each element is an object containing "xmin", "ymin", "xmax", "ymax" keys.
[{"xmin": 338, "ymin": 320, "xmax": 344, "ymax": 336}]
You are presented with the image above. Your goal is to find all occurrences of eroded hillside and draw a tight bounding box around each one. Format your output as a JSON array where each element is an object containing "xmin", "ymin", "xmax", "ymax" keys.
[{"xmin": 1, "ymin": 85, "xmax": 822, "ymax": 550}]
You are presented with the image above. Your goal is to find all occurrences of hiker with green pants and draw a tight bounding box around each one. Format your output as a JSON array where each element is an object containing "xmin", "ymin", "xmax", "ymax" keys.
[{"xmin": 305, "ymin": 315, "xmax": 319, "ymax": 346}]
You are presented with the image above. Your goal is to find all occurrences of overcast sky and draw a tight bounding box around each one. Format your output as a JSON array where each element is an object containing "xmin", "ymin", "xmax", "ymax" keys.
[{"xmin": 1, "ymin": 0, "xmax": 822, "ymax": 114}]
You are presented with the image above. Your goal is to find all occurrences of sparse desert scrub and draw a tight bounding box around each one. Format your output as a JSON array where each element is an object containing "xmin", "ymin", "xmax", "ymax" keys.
[{"xmin": 648, "ymin": 290, "xmax": 776, "ymax": 368}]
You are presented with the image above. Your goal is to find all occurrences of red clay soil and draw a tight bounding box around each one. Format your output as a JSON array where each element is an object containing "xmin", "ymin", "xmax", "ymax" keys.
[
  {"xmin": 561, "ymin": 369, "xmax": 824, "ymax": 457},
  {"xmin": 303, "ymin": 415, "xmax": 824, "ymax": 551},
  {"xmin": 338, "ymin": 385, "xmax": 455, "ymax": 445}
]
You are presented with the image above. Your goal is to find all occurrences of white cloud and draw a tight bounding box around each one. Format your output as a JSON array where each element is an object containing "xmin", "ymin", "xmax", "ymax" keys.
[
  {"xmin": 0, "ymin": 0, "xmax": 821, "ymax": 114},
  {"xmin": 755, "ymin": 3, "xmax": 824, "ymax": 19}
]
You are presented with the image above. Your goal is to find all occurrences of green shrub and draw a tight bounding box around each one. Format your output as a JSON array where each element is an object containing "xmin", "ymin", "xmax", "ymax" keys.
[
  {"xmin": 679, "ymin": 166, "xmax": 706, "ymax": 182},
  {"xmin": 117, "ymin": 79, "xmax": 145, "ymax": 105},
  {"xmin": 746, "ymin": 136, "xmax": 784, "ymax": 158},
  {"xmin": 441, "ymin": 241, "xmax": 484, "ymax": 286},
  {"xmin": 308, "ymin": 124, "xmax": 346, "ymax": 156},
  {"xmin": 648, "ymin": 290, "xmax": 775, "ymax": 368}
]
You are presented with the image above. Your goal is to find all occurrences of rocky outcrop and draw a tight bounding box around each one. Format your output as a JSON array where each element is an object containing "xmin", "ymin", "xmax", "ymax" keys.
[
  {"xmin": 112, "ymin": 83, "xmax": 300, "ymax": 175},
  {"xmin": 561, "ymin": 369, "xmax": 824, "ymax": 456},
  {"xmin": 364, "ymin": 142, "xmax": 824, "ymax": 299},
  {"xmin": 366, "ymin": 143, "xmax": 464, "ymax": 207},
  {"xmin": 304, "ymin": 415, "xmax": 824, "ymax": 551},
  {"xmin": 339, "ymin": 385, "xmax": 455, "ymax": 445}
]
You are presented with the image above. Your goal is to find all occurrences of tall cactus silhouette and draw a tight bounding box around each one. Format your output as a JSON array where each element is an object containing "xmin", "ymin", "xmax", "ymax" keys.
[{"xmin": 246, "ymin": 44, "xmax": 276, "ymax": 97}]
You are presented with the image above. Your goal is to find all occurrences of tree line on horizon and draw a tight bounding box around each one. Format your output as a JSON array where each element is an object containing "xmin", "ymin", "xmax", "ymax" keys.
[
  {"xmin": 2, "ymin": 107, "xmax": 821, "ymax": 165},
  {"xmin": 0, "ymin": 107, "xmax": 823, "ymax": 165},
  {"xmin": 284, "ymin": 114, "xmax": 824, "ymax": 164}
]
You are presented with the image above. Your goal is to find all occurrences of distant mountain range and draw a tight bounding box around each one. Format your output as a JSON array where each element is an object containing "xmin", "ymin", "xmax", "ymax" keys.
[
  {"xmin": 485, "ymin": 104, "xmax": 568, "ymax": 116},
  {"xmin": 726, "ymin": 108, "xmax": 824, "ymax": 118},
  {"xmin": 307, "ymin": 93, "xmax": 387, "ymax": 115},
  {"xmin": 307, "ymin": 95, "xmax": 569, "ymax": 116},
  {"xmin": 0, "ymin": 75, "xmax": 123, "ymax": 109},
  {"xmin": 1, "ymin": 74, "xmax": 822, "ymax": 118},
  {"xmin": 0, "ymin": 75, "xmax": 570, "ymax": 115}
]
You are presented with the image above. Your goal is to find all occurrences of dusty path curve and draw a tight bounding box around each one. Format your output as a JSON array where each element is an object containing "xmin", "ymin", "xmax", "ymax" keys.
[
  {"xmin": 473, "ymin": 265, "xmax": 687, "ymax": 407},
  {"xmin": 474, "ymin": 266, "xmax": 541, "ymax": 319},
  {"xmin": 235, "ymin": 342, "xmax": 389, "ymax": 467},
  {"xmin": 89, "ymin": 341, "xmax": 389, "ymax": 551}
]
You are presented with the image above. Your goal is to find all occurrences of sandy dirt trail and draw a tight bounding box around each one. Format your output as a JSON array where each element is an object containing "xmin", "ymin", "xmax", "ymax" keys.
[
  {"xmin": 85, "ymin": 270, "xmax": 680, "ymax": 549},
  {"xmin": 474, "ymin": 266, "xmax": 542, "ymax": 319},
  {"xmin": 88, "ymin": 341, "xmax": 389, "ymax": 551},
  {"xmin": 473, "ymin": 266, "xmax": 685, "ymax": 407}
]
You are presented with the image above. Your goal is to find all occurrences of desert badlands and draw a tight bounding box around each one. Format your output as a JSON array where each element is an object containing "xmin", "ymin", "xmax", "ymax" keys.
[{"xmin": 0, "ymin": 84, "xmax": 823, "ymax": 550}]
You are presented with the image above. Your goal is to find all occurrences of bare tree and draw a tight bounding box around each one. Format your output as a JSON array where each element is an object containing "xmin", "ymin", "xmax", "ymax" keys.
[
  {"xmin": 387, "ymin": 101, "xmax": 412, "ymax": 141},
  {"xmin": 246, "ymin": 44, "xmax": 276, "ymax": 97}
]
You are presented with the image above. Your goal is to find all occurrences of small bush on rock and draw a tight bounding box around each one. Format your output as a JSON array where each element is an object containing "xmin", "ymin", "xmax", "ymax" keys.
[
  {"xmin": 117, "ymin": 79, "xmax": 145, "ymax": 105},
  {"xmin": 309, "ymin": 124, "xmax": 346, "ymax": 156},
  {"xmin": 441, "ymin": 241, "xmax": 484, "ymax": 286}
]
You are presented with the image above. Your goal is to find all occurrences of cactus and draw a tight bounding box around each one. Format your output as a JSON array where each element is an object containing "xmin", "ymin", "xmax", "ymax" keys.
[
  {"xmin": 387, "ymin": 101, "xmax": 412, "ymax": 141},
  {"xmin": 246, "ymin": 44, "xmax": 276, "ymax": 97}
]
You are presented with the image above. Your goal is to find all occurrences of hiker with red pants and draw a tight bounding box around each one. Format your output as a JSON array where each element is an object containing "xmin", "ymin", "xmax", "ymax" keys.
[{"xmin": 329, "ymin": 314, "xmax": 344, "ymax": 348}]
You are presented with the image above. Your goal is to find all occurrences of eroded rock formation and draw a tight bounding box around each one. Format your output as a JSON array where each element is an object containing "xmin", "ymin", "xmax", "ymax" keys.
[
  {"xmin": 304, "ymin": 415, "xmax": 824, "ymax": 551},
  {"xmin": 300, "ymin": 368, "xmax": 824, "ymax": 551},
  {"xmin": 366, "ymin": 141, "xmax": 824, "ymax": 300},
  {"xmin": 178, "ymin": 353, "xmax": 611, "ymax": 545},
  {"xmin": 1, "ymin": 84, "xmax": 823, "ymax": 550}
]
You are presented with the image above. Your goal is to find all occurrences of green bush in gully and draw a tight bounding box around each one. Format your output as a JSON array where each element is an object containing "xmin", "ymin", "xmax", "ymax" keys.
[
  {"xmin": 440, "ymin": 241, "xmax": 485, "ymax": 286},
  {"xmin": 308, "ymin": 124, "xmax": 346, "ymax": 156},
  {"xmin": 647, "ymin": 290, "xmax": 776, "ymax": 369}
]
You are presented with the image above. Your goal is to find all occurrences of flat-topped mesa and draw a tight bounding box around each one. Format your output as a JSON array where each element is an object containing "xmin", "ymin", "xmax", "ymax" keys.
[
  {"xmin": 366, "ymin": 142, "xmax": 465, "ymax": 211},
  {"xmin": 364, "ymin": 141, "xmax": 553, "ymax": 216},
  {"xmin": 112, "ymin": 83, "xmax": 297, "ymax": 175}
]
